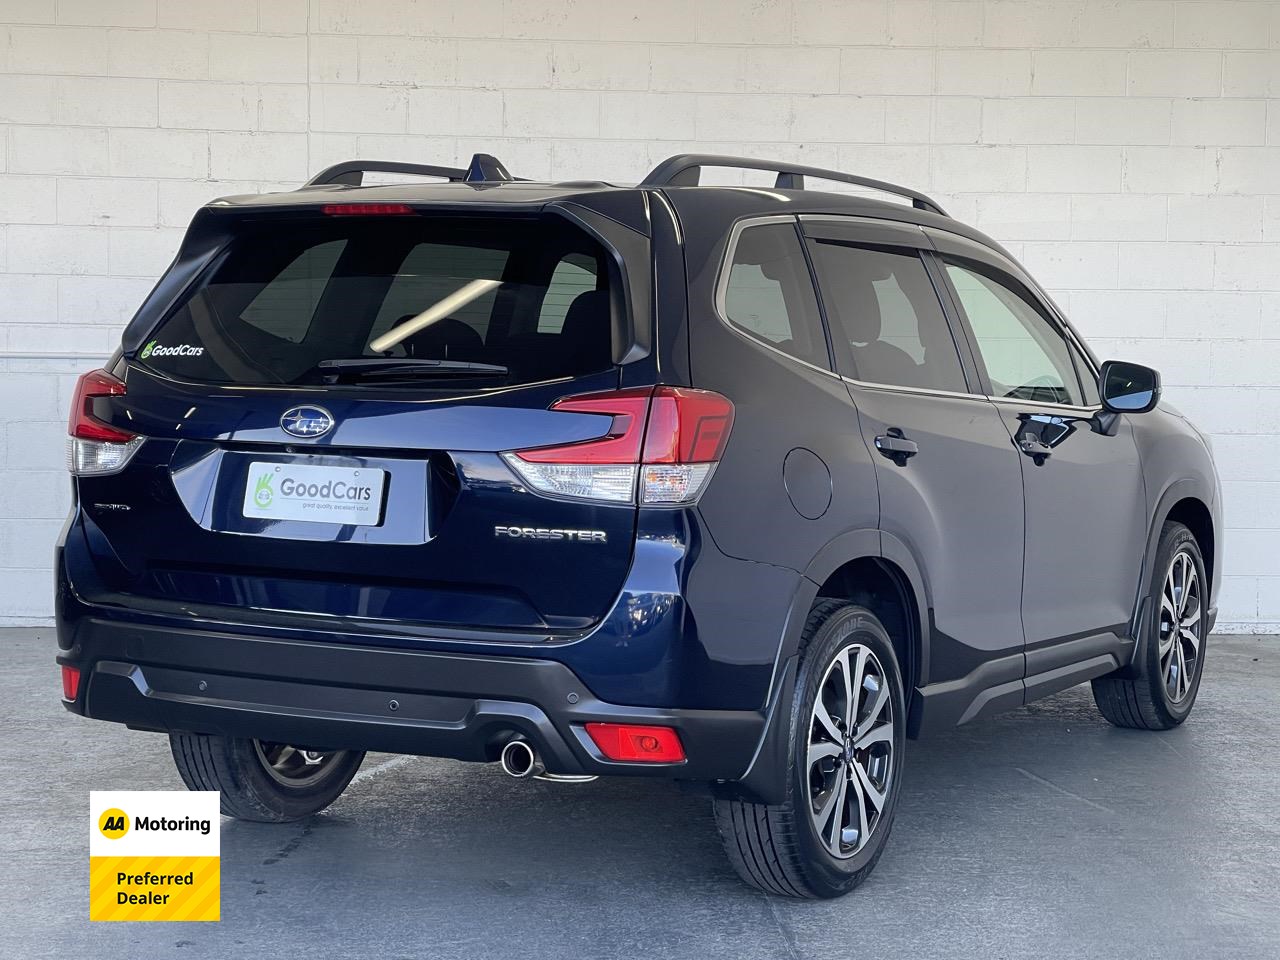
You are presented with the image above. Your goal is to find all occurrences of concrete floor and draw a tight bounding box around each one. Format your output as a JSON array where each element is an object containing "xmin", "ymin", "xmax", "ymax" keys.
[{"xmin": 2, "ymin": 628, "xmax": 1277, "ymax": 960}]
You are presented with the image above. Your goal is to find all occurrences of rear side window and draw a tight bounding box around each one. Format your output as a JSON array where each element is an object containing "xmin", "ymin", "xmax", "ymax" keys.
[
  {"xmin": 806, "ymin": 241, "xmax": 968, "ymax": 393},
  {"xmin": 138, "ymin": 216, "xmax": 615, "ymax": 388},
  {"xmin": 721, "ymin": 222, "xmax": 830, "ymax": 370}
]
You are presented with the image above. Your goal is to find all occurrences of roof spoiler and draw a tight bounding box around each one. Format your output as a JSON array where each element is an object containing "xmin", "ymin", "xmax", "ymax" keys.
[{"xmin": 640, "ymin": 153, "xmax": 948, "ymax": 217}]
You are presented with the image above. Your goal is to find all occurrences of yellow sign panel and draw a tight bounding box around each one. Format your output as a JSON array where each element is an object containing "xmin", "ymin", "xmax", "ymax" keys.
[
  {"xmin": 89, "ymin": 856, "xmax": 220, "ymax": 922},
  {"xmin": 90, "ymin": 791, "xmax": 220, "ymax": 922}
]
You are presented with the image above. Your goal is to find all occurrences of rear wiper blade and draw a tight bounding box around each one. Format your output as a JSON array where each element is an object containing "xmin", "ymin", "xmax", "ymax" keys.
[{"xmin": 315, "ymin": 358, "xmax": 509, "ymax": 381}]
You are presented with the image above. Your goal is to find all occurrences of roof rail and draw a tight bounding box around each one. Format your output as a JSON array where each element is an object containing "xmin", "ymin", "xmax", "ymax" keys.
[
  {"xmin": 304, "ymin": 153, "xmax": 517, "ymax": 188},
  {"xmin": 639, "ymin": 153, "xmax": 948, "ymax": 217}
]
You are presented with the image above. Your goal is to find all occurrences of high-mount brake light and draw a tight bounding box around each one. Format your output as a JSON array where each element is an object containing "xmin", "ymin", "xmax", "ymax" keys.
[
  {"xmin": 321, "ymin": 203, "xmax": 416, "ymax": 216},
  {"xmin": 66, "ymin": 369, "xmax": 143, "ymax": 476},
  {"xmin": 502, "ymin": 387, "xmax": 734, "ymax": 505}
]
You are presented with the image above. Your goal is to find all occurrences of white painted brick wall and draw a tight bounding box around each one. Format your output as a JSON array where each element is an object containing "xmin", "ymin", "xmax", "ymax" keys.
[{"xmin": 0, "ymin": 0, "xmax": 1277, "ymax": 628}]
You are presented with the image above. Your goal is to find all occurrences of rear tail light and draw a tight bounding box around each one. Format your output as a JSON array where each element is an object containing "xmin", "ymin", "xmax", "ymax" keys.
[
  {"xmin": 584, "ymin": 723, "xmax": 686, "ymax": 763},
  {"xmin": 61, "ymin": 665, "xmax": 80, "ymax": 701},
  {"xmin": 66, "ymin": 369, "xmax": 143, "ymax": 476},
  {"xmin": 502, "ymin": 386, "xmax": 734, "ymax": 505}
]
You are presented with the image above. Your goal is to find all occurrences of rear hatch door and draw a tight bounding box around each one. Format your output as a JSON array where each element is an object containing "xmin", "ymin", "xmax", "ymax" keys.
[{"xmin": 77, "ymin": 207, "xmax": 643, "ymax": 635}]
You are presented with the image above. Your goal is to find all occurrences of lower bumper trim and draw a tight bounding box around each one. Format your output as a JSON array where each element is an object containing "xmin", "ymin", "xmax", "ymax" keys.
[{"xmin": 62, "ymin": 617, "xmax": 764, "ymax": 782}]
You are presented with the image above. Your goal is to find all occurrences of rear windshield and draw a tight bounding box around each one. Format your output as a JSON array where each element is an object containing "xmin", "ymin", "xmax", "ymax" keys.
[{"xmin": 137, "ymin": 215, "xmax": 615, "ymax": 387}]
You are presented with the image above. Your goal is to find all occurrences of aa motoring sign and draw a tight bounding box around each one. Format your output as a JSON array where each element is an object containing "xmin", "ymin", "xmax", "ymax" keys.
[{"xmin": 89, "ymin": 791, "xmax": 220, "ymax": 922}]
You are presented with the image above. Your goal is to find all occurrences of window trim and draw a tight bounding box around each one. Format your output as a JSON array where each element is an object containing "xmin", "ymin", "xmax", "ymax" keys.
[
  {"xmin": 712, "ymin": 214, "xmax": 836, "ymax": 376},
  {"xmin": 799, "ymin": 214, "xmax": 932, "ymax": 251}
]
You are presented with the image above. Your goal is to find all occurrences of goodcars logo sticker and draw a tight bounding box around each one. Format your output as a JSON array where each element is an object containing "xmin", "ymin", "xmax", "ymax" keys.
[
  {"xmin": 141, "ymin": 339, "xmax": 204, "ymax": 359},
  {"xmin": 252, "ymin": 473, "xmax": 274, "ymax": 508}
]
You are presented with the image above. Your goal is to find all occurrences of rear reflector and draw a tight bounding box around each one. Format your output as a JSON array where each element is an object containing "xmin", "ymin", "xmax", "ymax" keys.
[
  {"xmin": 503, "ymin": 387, "xmax": 734, "ymax": 505},
  {"xmin": 66, "ymin": 368, "xmax": 143, "ymax": 476},
  {"xmin": 61, "ymin": 665, "xmax": 80, "ymax": 701},
  {"xmin": 584, "ymin": 723, "xmax": 686, "ymax": 763},
  {"xmin": 322, "ymin": 203, "xmax": 416, "ymax": 216}
]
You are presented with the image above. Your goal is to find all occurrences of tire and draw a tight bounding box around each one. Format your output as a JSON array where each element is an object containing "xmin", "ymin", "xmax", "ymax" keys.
[
  {"xmin": 169, "ymin": 733, "xmax": 365, "ymax": 823},
  {"xmin": 713, "ymin": 600, "xmax": 906, "ymax": 899},
  {"xmin": 1092, "ymin": 521, "xmax": 1208, "ymax": 730}
]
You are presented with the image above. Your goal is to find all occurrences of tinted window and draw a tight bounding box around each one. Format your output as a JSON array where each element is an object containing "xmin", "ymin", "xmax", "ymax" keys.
[
  {"xmin": 806, "ymin": 240, "xmax": 968, "ymax": 392},
  {"xmin": 722, "ymin": 223, "xmax": 830, "ymax": 370},
  {"xmin": 139, "ymin": 216, "xmax": 614, "ymax": 388},
  {"xmin": 368, "ymin": 243, "xmax": 507, "ymax": 350},
  {"xmin": 240, "ymin": 240, "xmax": 345, "ymax": 344},
  {"xmin": 538, "ymin": 253, "xmax": 598, "ymax": 334},
  {"xmin": 944, "ymin": 261, "xmax": 1084, "ymax": 406}
]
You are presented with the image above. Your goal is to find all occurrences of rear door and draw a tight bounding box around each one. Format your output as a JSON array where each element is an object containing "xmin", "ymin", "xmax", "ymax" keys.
[
  {"xmin": 929, "ymin": 231, "xmax": 1145, "ymax": 677},
  {"xmin": 801, "ymin": 216, "xmax": 1027, "ymax": 704},
  {"xmin": 78, "ymin": 209, "xmax": 641, "ymax": 634}
]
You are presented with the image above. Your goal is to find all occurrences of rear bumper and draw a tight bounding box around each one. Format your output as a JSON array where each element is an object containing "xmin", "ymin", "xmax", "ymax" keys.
[{"xmin": 58, "ymin": 616, "xmax": 765, "ymax": 781}]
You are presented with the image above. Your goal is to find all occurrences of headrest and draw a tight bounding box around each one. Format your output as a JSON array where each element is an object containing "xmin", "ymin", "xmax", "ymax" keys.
[
  {"xmin": 823, "ymin": 271, "xmax": 882, "ymax": 344},
  {"xmin": 561, "ymin": 289, "xmax": 611, "ymax": 359},
  {"xmin": 400, "ymin": 315, "xmax": 484, "ymax": 360}
]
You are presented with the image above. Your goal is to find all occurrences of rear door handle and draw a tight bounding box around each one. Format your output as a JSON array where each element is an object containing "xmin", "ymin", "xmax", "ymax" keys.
[{"xmin": 874, "ymin": 432, "xmax": 918, "ymax": 465}]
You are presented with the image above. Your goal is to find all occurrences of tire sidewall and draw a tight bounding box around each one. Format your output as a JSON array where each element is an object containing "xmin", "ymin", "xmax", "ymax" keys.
[
  {"xmin": 1145, "ymin": 525, "xmax": 1207, "ymax": 722},
  {"xmin": 229, "ymin": 738, "xmax": 365, "ymax": 821},
  {"xmin": 788, "ymin": 605, "xmax": 906, "ymax": 895}
]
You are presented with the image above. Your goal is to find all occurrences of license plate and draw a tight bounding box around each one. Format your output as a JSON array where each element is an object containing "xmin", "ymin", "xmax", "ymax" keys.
[{"xmin": 242, "ymin": 461, "xmax": 385, "ymax": 526}]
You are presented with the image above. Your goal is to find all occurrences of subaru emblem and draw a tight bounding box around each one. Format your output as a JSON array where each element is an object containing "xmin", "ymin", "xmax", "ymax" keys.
[{"xmin": 280, "ymin": 405, "xmax": 335, "ymax": 439}]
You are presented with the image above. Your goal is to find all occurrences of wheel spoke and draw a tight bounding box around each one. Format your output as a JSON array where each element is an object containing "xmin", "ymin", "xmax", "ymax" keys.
[
  {"xmin": 857, "ymin": 675, "xmax": 889, "ymax": 740},
  {"xmin": 845, "ymin": 647, "xmax": 868, "ymax": 730},
  {"xmin": 855, "ymin": 720, "xmax": 894, "ymax": 751},
  {"xmin": 814, "ymin": 700, "xmax": 843, "ymax": 744},
  {"xmin": 812, "ymin": 781, "xmax": 839, "ymax": 845},
  {"xmin": 1181, "ymin": 624, "xmax": 1200, "ymax": 655},
  {"xmin": 853, "ymin": 760, "xmax": 887, "ymax": 814},
  {"xmin": 846, "ymin": 765, "xmax": 870, "ymax": 849},
  {"xmin": 823, "ymin": 777, "xmax": 848, "ymax": 856},
  {"xmin": 1162, "ymin": 593, "xmax": 1177, "ymax": 640},
  {"xmin": 807, "ymin": 740, "xmax": 841, "ymax": 770},
  {"xmin": 1180, "ymin": 594, "xmax": 1200, "ymax": 631}
]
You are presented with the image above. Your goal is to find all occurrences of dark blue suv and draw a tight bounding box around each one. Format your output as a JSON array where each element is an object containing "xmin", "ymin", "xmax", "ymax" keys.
[{"xmin": 56, "ymin": 154, "xmax": 1221, "ymax": 898}]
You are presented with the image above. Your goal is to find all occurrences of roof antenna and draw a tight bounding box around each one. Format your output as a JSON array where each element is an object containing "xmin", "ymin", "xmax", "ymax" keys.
[{"xmin": 465, "ymin": 153, "xmax": 514, "ymax": 183}]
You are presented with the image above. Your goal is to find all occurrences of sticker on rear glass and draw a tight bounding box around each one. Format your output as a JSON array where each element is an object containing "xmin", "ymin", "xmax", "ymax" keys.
[{"xmin": 141, "ymin": 339, "xmax": 204, "ymax": 359}]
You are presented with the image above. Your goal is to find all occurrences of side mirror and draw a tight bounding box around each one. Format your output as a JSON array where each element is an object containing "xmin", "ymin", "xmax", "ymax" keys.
[{"xmin": 1099, "ymin": 360, "xmax": 1160, "ymax": 414}]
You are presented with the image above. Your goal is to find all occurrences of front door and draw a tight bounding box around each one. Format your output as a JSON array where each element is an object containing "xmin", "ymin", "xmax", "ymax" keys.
[{"xmin": 932, "ymin": 238, "xmax": 1147, "ymax": 684}]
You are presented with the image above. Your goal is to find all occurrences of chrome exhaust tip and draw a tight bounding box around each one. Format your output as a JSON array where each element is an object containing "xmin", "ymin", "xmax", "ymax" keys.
[{"xmin": 499, "ymin": 739, "xmax": 544, "ymax": 779}]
